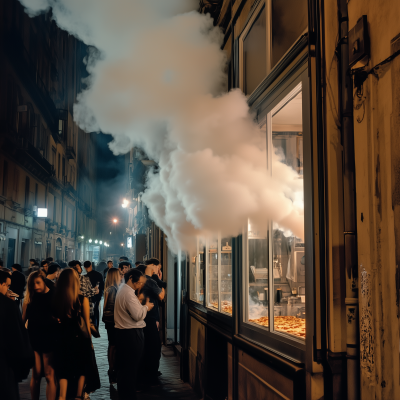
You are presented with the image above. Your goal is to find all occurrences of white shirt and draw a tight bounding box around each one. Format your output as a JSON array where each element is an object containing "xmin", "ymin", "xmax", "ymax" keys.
[{"xmin": 114, "ymin": 283, "xmax": 148, "ymax": 329}]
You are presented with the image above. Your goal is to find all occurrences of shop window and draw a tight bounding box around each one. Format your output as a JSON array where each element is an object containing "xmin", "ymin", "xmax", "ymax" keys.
[
  {"xmin": 239, "ymin": 0, "xmax": 308, "ymax": 96},
  {"xmin": 205, "ymin": 236, "xmax": 233, "ymax": 314},
  {"xmin": 243, "ymin": 5, "xmax": 267, "ymax": 95},
  {"xmin": 189, "ymin": 240, "xmax": 205, "ymax": 304},
  {"xmin": 271, "ymin": 0, "xmax": 308, "ymax": 68},
  {"xmin": 242, "ymin": 80, "xmax": 307, "ymax": 348}
]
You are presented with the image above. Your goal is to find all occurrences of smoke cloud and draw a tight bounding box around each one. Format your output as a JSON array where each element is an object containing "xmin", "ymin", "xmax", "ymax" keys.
[{"xmin": 20, "ymin": 0, "xmax": 304, "ymax": 253}]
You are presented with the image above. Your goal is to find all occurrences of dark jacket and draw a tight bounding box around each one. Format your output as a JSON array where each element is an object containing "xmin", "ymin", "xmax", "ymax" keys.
[
  {"xmin": 10, "ymin": 270, "xmax": 26, "ymax": 298},
  {"xmin": 0, "ymin": 294, "xmax": 34, "ymax": 399},
  {"xmin": 102, "ymin": 285, "xmax": 118, "ymax": 325}
]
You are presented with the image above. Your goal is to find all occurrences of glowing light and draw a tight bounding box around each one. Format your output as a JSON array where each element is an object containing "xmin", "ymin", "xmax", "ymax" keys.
[
  {"xmin": 95, "ymin": 240, "xmax": 98, "ymax": 244},
  {"xmin": 113, "ymin": 219, "xmax": 118, "ymax": 223},
  {"xmin": 121, "ymin": 243, "xmax": 124, "ymax": 246},
  {"xmin": 89, "ymin": 239, "xmax": 92, "ymax": 243},
  {"xmin": 100, "ymin": 241, "xmax": 103, "ymax": 244}
]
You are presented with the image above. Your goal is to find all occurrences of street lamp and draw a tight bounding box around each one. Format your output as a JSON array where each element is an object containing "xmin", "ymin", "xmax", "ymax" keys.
[
  {"xmin": 100, "ymin": 241, "xmax": 103, "ymax": 245},
  {"xmin": 122, "ymin": 199, "xmax": 129, "ymax": 208},
  {"xmin": 95, "ymin": 240, "xmax": 98, "ymax": 244},
  {"xmin": 89, "ymin": 239, "xmax": 92, "ymax": 243},
  {"xmin": 121, "ymin": 243, "xmax": 124, "ymax": 247}
]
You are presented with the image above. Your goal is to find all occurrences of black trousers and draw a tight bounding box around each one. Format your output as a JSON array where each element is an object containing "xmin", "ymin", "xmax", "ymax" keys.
[
  {"xmin": 92, "ymin": 301, "xmax": 100, "ymax": 330},
  {"xmin": 143, "ymin": 319, "xmax": 161, "ymax": 382},
  {"xmin": 116, "ymin": 328, "xmax": 144, "ymax": 400}
]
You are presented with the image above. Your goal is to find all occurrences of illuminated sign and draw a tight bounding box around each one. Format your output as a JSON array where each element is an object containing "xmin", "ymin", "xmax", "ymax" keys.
[{"xmin": 37, "ymin": 208, "xmax": 48, "ymax": 217}]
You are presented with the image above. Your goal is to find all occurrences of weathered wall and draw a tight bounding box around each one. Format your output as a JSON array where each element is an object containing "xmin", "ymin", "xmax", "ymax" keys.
[{"xmin": 347, "ymin": 0, "xmax": 400, "ymax": 398}]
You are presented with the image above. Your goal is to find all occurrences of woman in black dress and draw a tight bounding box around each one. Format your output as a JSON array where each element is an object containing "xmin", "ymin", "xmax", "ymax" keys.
[
  {"xmin": 53, "ymin": 268, "xmax": 92, "ymax": 400},
  {"xmin": 22, "ymin": 270, "xmax": 57, "ymax": 400}
]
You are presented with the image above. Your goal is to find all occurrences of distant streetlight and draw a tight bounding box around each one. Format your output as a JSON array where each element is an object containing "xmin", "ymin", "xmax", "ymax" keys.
[
  {"xmin": 89, "ymin": 239, "xmax": 92, "ymax": 243},
  {"xmin": 95, "ymin": 240, "xmax": 98, "ymax": 244},
  {"xmin": 113, "ymin": 219, "xmax": 118, "ymax": 223},
  {"xmin": 100, "ymin": 241, "xmax": 103, "ymax": 245},
  {"xmin": 122, "ymin": 199, "xmax": 129, "ymax": 208},
  {"xmin": 121, "ymin": 243, "xmax": 124, "ymax": 247}
]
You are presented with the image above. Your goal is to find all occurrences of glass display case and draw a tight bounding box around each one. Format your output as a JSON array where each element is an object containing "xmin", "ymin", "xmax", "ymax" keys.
[
  {"xmin": 189, "ymin": 240, "xmax": 205, "ymax": 304},
  {"xmin": 206, "ymin": 236, "xmax": 232, "ymax": 315},
  {"xmin": 243, "ymin": 82, "xmax": 306, "ymax": 341}
]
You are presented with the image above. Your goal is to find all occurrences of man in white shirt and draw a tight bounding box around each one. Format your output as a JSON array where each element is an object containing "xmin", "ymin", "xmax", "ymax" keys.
[{"xmin": 114, "ymin": 268, "xmax": 153, "ymax": 400}]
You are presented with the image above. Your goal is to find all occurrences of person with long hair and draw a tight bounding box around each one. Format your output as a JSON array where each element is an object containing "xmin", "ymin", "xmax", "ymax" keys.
[
  {"xmin": 102, "ymin": 268, "xmax": 121, "ymax": 384},
  {"xmin": 22, "ymin": 270, "xmax": 57, "ymax": 400},
  {"xmin": 53, "ymin": 268, "xmax": 92, "ymax": 400}
]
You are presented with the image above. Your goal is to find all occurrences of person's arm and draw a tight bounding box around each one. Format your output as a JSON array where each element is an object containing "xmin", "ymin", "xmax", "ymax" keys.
[
  {"xmin": 158, "ymin": 287, "xmax": 165, "ymax": 301},
  {"xmin": 151, "ymin": 274, "xmax": 167, "ymax": 289},
  {"xmin": 126, "ymin": 293, "xmax": 153, "ymax": 322},
  {"xmin": 82, "ymin": 296, "xmax": 91, "ymax": 336},
  {"xmin": 22, "ymin": 301, "xmax": 28, "ymax": 323}
]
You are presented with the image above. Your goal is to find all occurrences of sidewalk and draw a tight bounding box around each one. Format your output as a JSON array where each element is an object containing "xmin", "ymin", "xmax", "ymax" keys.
[{"xmin": 19, "ymin": 321, "xmax": 200, "ymax": 400}]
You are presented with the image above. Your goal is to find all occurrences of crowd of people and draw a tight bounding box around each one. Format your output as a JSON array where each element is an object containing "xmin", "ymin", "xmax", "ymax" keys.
[{"xmin": 0, "ymin": 255, "xmax": 166, "ymax": 400}]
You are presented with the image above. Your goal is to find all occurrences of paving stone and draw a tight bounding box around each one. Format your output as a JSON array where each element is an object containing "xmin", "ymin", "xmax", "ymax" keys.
[{"xmin": 19, "ymin": 316, "xmax": 201, "ymax": 400}]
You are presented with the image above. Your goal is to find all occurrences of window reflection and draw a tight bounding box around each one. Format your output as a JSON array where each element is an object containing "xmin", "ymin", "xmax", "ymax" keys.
[
  {"xmin": 244, "ymin": 84, "xmax": 305, "ymax": 340},
  {"xmin": 243, "ymin": 6, "xmax": 266, "ymax": 95},
  {"xmin": 190, "ymin": 241, "xmax": 204, "ymax": 304}
]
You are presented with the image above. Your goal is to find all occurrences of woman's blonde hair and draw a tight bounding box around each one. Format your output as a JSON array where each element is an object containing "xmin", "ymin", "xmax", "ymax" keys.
[
  {"xmin": 105, "ymin": 268, "xmax": 120, "ymax": 292},
  {"xmin": 53, "ymin": 268, "xmax": 80, "ymax": 318},
  {"xmin": 24, "ymin": 270, "xmax": 46, "ymax": 305}
]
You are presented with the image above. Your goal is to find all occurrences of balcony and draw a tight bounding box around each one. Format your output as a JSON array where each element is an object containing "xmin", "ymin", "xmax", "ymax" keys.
[
  {"xmin": 66, "ymin": 146, "xmax": 76, "ymax": 160},
  {"xmin": 3, "ymin": 29, "xmax": 57, "ymax": 131},
  {"xmin": 0, "ymin": 134, "xmax": 52, "ymax": 182}
]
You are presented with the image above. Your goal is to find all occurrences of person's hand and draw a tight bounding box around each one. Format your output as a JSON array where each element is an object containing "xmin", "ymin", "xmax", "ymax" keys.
[
  {"xmin": 94, "ymin": 287, "xmax": 99, "ymax": 294},
  {"xmin": 6, "ymin": 290, "xmax": 18, "ymax": 300},
  {"xmin": 145, "ymin": 298, "xmax": 154, "ymax": 311},
  {"xmin": 156, "ymin": 321, "xmax": 160, "ymax": 331},
  {"xmin": 138, "ymin": 293, "xmax": 145, "ymax": 303}
]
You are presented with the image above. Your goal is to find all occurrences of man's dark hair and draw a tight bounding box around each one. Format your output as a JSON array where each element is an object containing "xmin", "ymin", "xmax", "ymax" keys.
[
  {"xmin": 32, "ymin": 263, "xmax": 40, "ymax": 268},
  {"xmin": 29, "ymin": 259, "xmax": 36, "ymax": 263},
  {"xmin": 83, "ymin": 261, "xmax": 92, "ymax": 269},
  {"xmin": 46, "ymin": 257, "xmax": 54, "ymax": 262},
  {"xmin": 134, "ymin": 261, "xmax": 141, "ymax": 267},
  {"xmin": 0, "ymin": 259, "xmax": 3, "ymax": 267},
  {"xmin": 11, "ymin": 264, "xmax": 22, "ymax": 272},
  {"xmin": 41, "ymin": 260, "xmax": 49, "ymax": 267},
  {"xmin": 0, "ymin": 270, "xmax": 11, "ymax": 285},
  {"xmin": 118, "ymin": 261, "xmax": 131, "ymax": 270},
  {"xmin": 119, "ymin": 256, "xmax": 128, "ymax": 261},
  {"xmin": 135, "ymin": 264, "xmax": 146, "ymax": 274},
  {"xmin": 48, "ymin": 263, "xmax": 60, "ymax": 275},
  {"xmin": 68, "ymin": 260, "xmax": 81, "ymax": 267},
  {"xmin": 144, "ymin": 258, "xmax": 160, "ymax": 266},
  {"xmin": 107, "ymin": 260, "xmax": 113, "ymax": 264},
  {"xmin": 125, "ymin": 268, "xmax": 143, "ymax": 284}
]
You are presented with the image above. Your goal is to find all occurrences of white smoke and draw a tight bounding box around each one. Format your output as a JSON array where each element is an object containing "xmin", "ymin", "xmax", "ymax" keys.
[{"xmin": 19, "ymin": 0, "xmax": 304, "ymax": 253}]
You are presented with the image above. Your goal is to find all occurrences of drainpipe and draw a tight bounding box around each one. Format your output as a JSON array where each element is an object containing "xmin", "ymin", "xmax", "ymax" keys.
[{"xmin": 337, "ymin": 0, "xmax": 360, "ymax": 399}]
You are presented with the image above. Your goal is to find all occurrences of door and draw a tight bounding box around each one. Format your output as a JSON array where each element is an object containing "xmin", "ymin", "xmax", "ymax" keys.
[{"xmin": 7, "ymin": 238, "xmax": 16, "ymax": 268}]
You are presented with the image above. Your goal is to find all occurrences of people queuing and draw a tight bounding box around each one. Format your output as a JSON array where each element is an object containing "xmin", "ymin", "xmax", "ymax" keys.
[
  {"xmin": 114, "ymin": 268, "xmax": 154, "ymax": 400},
  {"xmin": 0, "ymin": 269, "xmax": 33, "ymax": 400},
  {"xmin": 83, "ymin": 260, "xmax": 104, "ymax": 330},
  {"xmin": 10, "ymin": 263, "xmax": 26, "ymax": 308},
  {"xmin": 22, "ymin": 270, "xmax": 57, "ymax": 400},
  {"xmin": 136, "ymin": 258, "xmax": 166, "ymax": 385},
  {"xmin": 0, "ymin": 254, "xmax": 168, "ymax": 400},
  {"xmin": 102, "ymin": 267, "xmax": 121, "ymax": 384}
]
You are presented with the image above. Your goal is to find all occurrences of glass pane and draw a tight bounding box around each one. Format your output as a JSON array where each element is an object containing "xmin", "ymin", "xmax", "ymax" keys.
[
  {"xmin": 221, "ymin": 237, "xmax": 232, "ymax": 315},
  {"xmin": 207, "ymin": 238, "xmax": 219, "ymax": 310},
  {"xmin": 271, "ymin": 86, "xmax": 305, "ymax": 340},
  {"xmin": 243, "ymin": 6, "xmax": 266, "ymax": 95},
  {"xmin": 190, "ymin": 243, "xmax": 205, "ymax": 304},
  {"xmin": 271, "ymin": 0, "xmax": 308, "ymax": 68},
  {"xmin": 246, "ymin": 220, "xmax": 269, "ymax": 328}
]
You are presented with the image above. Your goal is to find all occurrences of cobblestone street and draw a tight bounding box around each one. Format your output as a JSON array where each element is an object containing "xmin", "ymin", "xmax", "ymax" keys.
[{"xmin": 19, "ymin": 320, "xmax": 201, "ymax": 400}]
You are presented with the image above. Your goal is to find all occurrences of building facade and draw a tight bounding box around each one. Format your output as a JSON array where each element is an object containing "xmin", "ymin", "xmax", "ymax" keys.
[{"xmin": 0, "ymin": 0, "xmax": 99, "ymax": 269}]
